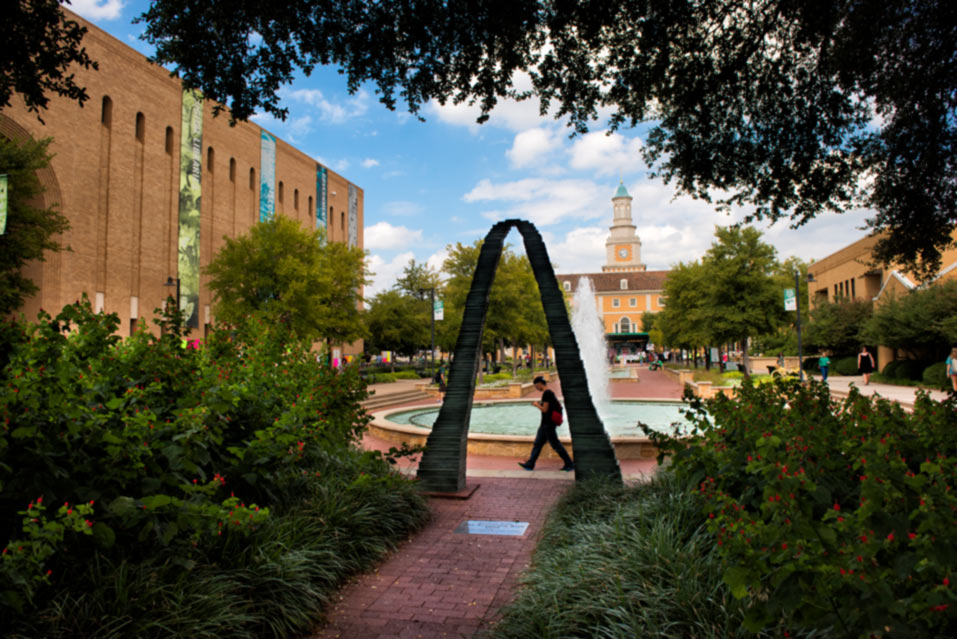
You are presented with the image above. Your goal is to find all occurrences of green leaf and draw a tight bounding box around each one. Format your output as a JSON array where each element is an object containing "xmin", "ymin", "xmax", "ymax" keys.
[
  {"xmin": 140, "ymin": 494, "xmax": 173, "ymax": 509},
  {"xmin": 105, "ymin": 397, "xmax": 124, "ymax": 410},
  {"xmin": 92, "ymin": 522, "xmax": 115, "ymax": 548},
  {"xmin": 10, "ymin": 426, "xmax": 36, "ymax": 438},
  {"xmin": 108, "ymin": 496, "xmax": 138, "ymax": 518},
  {"xmin": 723, "ymin": 565, "xmax": 752, "ymax": 600}
]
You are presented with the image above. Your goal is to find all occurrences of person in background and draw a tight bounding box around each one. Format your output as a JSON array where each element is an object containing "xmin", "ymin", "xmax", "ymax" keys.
[
  {"xmin": 819, "ymin": 351, "xmax": 831, "ymax": 382},
  {"xmin": 776, "ymin": 353, "xmax": 786, "ymax": 371},
  {"xmin": 518, "ymin": 377, "xmax": 574, "ymax": 472},
  {"xmin": 946, "ymin": 347, "xmax": 957, "ymax": 392},
  {"xmin": 857, "ymin": 345, "xmax": 876, "ymax": 385}
]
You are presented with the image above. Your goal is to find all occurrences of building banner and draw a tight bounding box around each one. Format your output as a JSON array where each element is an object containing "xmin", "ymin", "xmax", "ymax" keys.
[
  {"xmin": 783, "ymin": 288, "xmax": 797, "ymax": 311},
  {"xmin": 316, "ymin": 164, "xmax": 327, "ymax": 239},
  {"xmin": 0, "ymin": 174, "xmax": 8, "ymax": 235},
  {"xmin": 348, "ymin": 184, "xmax": 358, "ymax": 247},
  {"xmin": 178, "ymin": 89, "xmax": 203, "ymax": 329},
  {"xmin": 259, "ymin": 131, "xmax": 276, "ymax": 222}
]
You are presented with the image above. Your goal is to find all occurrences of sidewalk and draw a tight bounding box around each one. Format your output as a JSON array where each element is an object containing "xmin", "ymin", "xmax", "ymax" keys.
[{"xmin": 810, "ymin": 374, "xmax": 950, "ymax": 409}]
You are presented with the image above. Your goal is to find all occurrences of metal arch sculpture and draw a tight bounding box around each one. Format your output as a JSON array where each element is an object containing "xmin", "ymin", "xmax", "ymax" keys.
[{"xmin": 416, "ymin": 219, "xmax": 622, "ymax": 493}]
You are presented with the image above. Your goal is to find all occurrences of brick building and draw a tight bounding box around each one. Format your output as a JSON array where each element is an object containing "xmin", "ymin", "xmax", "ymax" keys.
[
  {"xmin": 557, "ymin": 184, "xmax": 668, "ymax": 357},
  {"xmin": 1, "ymin": 9, "xmax": 364, "ymax": 354}
]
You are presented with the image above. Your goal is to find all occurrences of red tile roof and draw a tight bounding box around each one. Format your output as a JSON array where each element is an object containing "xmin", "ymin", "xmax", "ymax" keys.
[{"xmin": 556, "ymin": 271, "xmax": 669, "ymax": 293}]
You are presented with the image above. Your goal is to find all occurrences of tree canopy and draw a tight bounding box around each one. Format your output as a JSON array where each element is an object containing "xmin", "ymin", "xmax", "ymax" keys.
[
  {"xmin": 204, "ymin": 215, "xmax": 367, "ymax": 343},
  {"xmin": 0, "ymin": 135, "xmax": 70, "ymax": 315}
]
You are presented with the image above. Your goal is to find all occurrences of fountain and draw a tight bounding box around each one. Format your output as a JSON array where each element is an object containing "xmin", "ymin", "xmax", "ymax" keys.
[{"xmin": 571, "ymin": 277, "xmax": 611, "ymax": 421}]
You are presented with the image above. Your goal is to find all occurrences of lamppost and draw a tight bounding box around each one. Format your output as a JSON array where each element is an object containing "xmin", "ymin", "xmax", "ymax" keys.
[
  {"xmin": 418, "ymin": 287, "xmax": 436, "ymax": 379},
  {"xmin": 164, "ymin": 276, "xmax": 181, "ymax": 316},
  {"xmin": 795, "ymin": 271, "xmax": 816, "ymax": 382}
]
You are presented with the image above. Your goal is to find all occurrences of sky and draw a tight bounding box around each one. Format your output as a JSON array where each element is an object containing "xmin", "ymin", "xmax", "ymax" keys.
[{"xmin": 70, "ymin": 0, "xmax": 874, "ymax": 297}]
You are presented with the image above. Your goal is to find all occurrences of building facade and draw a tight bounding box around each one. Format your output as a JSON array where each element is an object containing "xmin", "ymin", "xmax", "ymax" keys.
[
  {"xmin": 807, "ymin": 231, "xmax": 957, "ymax": 366},
  {"xmin": 557, "ymin": 183, "xmax": 668, "ymax": 357},
  {"xmin": 1, "ymin": 9, "xmax": 364, "ymax": 353}
]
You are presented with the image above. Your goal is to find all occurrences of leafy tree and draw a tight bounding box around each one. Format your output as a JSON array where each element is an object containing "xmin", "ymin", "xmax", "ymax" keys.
[
  {"xmin": 132, "ymin": 0, "xmax": 957, "ymax": 275},
  {"xmin": 659, "ymin": 260, "xmax": 710, "ymax": 355},
  {"xmin": 2, "ymin": 0, "xmax": 98, "ymax": 117},
  {"xmin": 394, "ymin": 259, "xmax": 440, "ymax": 298},
  {"xmin": 204, "ymin": 215, "xmax": 367, "ymax": 344},
  {"xmin": 363, "ymin": 289, "xmax": 429, "ymax": 371},
  {"xmin": 860, "ymin": 279, "xmax": 957, "ymax": 361},
  {"xmin": 805, "ymin": 298, "xmax": 873, "ymax": 356},
  {"xmin": 0, "ymin": 135, "xmax": 70, "ymax": 315}
]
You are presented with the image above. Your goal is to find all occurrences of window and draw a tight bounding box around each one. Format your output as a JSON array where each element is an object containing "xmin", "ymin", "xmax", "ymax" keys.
[
  {"xmin": 294, "ymin": 188, "xmax": 299, "ymax": 210},
  {"xmin": 563, "ymin": 281, "xmax": 571, "ymax": 292},
  {"xmin": 620, "ymin": 279, "xmax": 628, "ymax": 290},
  {"xmin": 165, "ymin": 126, "xmax": 174, "ymax": 154},
  {"xmin": 629, "ymin": 297, "xmax": 637, "ymax": 307},
  {"xmin": 341, "ymin": 211, "xmax": 345, "ymax": 230},
  {"xmin": 612, "ymin": 298, "xmax": 620, "ymax": 308},
  {"xmin": 278, "ymin": 181, "xmax": 284, "ymax": 203},
  {"xmin": 206, "ymin": 147, "xmax": 214, "ymax": 173},
  {"xmin": 249, "ymin": 167, "xmax": 256, "ymax": 189},
  {"xmin": 135, "ymin": 112, "xmax": 145, "ymax": 142},
  {"xmin": 851, "ymin": 278, "xmax": 856, "ymax": 298},
  {"xmin": 308, "ymin": 196, "xmax": 313, "ymax": 214},
  {"xmin": 657, "ymin": 296, "xmax": 666, "ymax": 307},
  {"xmin": 101, "ymin": 96, "xmax": 113, "ymax": 127},
  {"xmin": 229, "ymin": 158, "xmax": 236, "ymax": 182},
  {"xmin": 620, "ymin": 317, "xmax": 631, "ymax": 332}
]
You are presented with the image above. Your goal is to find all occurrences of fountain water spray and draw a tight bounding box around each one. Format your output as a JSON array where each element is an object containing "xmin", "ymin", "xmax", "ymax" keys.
[{"xmin": 570, "ymin": 277, "xmax": 611, "ymax": 419}]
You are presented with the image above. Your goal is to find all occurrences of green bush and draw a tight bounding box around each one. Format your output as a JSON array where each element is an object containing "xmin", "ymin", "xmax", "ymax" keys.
[
  {"xmin": 923, "ymin": 362, "xmax": 949, "ymax": 389},
  {"xmin": 482, "ymin": 372, "xmax": 513, "ymax": 383},
  {"xmin": 722, "ymin": 371, "xmax": 745, "ymax": 380},
  {"xmin": 802, "ymin": 356, "xmax": 819, "ymax": 372},
  {"xmin": 0, "ymin": 299, "xmax": 430, "ymax": 636},
  {"xmin": 833, "ymin": 355, "xmax": 859, "ymax": 375},
  {"xmin": 646, "ymin": 382, "xmax": 957, "ymax": 638},
  {"xmin": 896, "ymin": 359, "xmax": 933, "ymax": 381},
  {"xmin": 882, "ymin": 360, "xmax": 904, "ymax": 379},
  {"xmin": 486, "ymin": 473, "xmax": 763, "ymax": 639}
]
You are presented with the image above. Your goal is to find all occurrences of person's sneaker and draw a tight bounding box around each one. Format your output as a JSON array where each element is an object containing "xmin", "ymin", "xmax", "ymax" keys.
[
  {"xmin": 518, "ymin": 462, "xmax": 534, "ymax": 471},
  {"xmin": 560, "ymin": 464, "xmax": 575, "ymax": 472}
]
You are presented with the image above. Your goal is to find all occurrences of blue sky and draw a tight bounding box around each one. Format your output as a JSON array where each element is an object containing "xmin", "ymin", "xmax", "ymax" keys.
[{"xmin": 71, "ymin": 0, "xmax": 873, "ymax": 296}]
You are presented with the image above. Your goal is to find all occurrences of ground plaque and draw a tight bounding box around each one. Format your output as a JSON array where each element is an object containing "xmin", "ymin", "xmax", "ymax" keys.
[{"xmin": 454, "ymin": 520, "xmax": 529, "ymax": 536}]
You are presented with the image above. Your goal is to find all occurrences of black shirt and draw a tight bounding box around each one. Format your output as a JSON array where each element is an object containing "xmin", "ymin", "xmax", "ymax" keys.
[{"xmin": 540, "ymin": 389, "xmax": 562, "ymax": 427}]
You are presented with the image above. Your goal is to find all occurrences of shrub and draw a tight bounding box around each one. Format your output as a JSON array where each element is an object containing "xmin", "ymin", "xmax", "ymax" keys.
[
  {"xmin": 482, "ymin": 372, "xmax": 513, "ymax": 383},
  {"xmin": 723, "ymin": 371, "xmax": 745, "ymax": 380},
  {"xmin": 646, "ymin": 381, "xmax": 957, "ymax": 638},
  {"xmin": 833, "ymin": 355, "xmax": 858, "ymax": 375},
  {"xmin": 923, "ymin": 362, "xmax": 949, "ymax": 389},
  {"xmin": 802, "ymin": 357, "xmax": 819, "ymax": 372},
  {"xmin": 882, "ymin": 360, "xmax": 904, "ymax": 379}
]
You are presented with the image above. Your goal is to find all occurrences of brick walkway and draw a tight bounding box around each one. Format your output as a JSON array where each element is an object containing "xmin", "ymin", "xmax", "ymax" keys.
[{"xmin": 311, "ymin": 477, "xmax": 568, "ymax": 639}]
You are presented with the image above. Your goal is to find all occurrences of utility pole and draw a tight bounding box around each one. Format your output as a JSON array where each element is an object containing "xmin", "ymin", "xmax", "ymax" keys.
[
  {"xmin": 795, "ymin": 269, "xmax": 804, "ymax": 382},
  {"xmin": 419, "ymin": 287, "xmax": 436, "ymax": 379}
]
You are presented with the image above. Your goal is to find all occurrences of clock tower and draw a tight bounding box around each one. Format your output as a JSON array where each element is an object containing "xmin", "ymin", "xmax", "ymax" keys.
[{"xmin": 603, "ymin": 182, "xmax": 646, "ymax": 272}]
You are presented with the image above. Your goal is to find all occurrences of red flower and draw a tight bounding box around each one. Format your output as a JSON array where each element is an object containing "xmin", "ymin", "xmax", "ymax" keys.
[{"xmin": 834, "ymin": 503, "xmax": 840, "ymax": 511}]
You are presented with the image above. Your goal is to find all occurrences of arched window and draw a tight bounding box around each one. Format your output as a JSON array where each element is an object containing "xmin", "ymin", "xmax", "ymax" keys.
[
  {"xmin": 229, "ymin": 158, "xmax": 236, "ymax": 182},
  {"xmin": 165, "ymin": 126, "xmax": 174, "ymax": 154},
  {"xmin": 563, "ymin": 281, "xmax": 571, "ymax": 292},
  {"xmin": 278, "ymin": 181, "xmax": 284, "ymax": 203},
  {"xmin": 294, "ymin": 188, "xmax": 299, "ymax": 210},
  {"xmin": 101, "ymin": 96, "xmax": 113, "ymax": 127},
  {"xmin": 206, "ymin": 147, "xmax": 214, "ymax": 172},
  {"xmin": 249, "ymin": 167, "xmax": 256, "ymax": 190},
  {"xmin": 620, "ymin": 278, "xmax": 628, "ymax": 290},
  {"xmin": 135, "ymin": 112, "xmax": 145, "ymax": 142},
  {"xmin": 620, "ymin": 317, "xmax": 631, "ymax": 332}
]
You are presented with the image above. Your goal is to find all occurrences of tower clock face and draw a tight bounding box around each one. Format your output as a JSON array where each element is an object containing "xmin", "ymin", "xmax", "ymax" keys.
[{"xmin": 618, "ymin": 247, "xmax": 629, "ymax": 258}]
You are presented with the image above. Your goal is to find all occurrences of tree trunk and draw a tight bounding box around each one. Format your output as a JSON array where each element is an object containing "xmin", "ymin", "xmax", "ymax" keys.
[
  {"xmin": 498, "ymin": 337, "xmax": 506, "ymax": 374},
  {"xmin": 530, "ymin": 344, "xmax": 535, "ymax": 373},
  {"xmin": 512, "ymin": 338, "xmax": 519, "ymax": 377},
  {"xmin": 741, "ymin": 339, "xmax": 751, "ymax": 379}
]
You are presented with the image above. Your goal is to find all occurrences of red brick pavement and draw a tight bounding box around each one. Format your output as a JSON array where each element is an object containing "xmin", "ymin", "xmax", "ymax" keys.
[{"xmin": 311, "ymin": 477, "xmax": 569, "ymax": 639}]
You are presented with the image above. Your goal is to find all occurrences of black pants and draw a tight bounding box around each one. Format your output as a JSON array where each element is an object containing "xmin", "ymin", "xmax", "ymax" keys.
[{"xmin": 526, "ymin": 423, "xmax": 572, "ymax": 468}]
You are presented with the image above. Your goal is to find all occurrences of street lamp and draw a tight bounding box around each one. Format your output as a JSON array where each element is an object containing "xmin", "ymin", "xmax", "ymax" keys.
[
  {"xmin": 164, "ymin": 276, "xmax": 181, "ymax": 316},
  {"xmin": 795, "ymin": 271, "xmax": 816, "ymax": 382},
  {"xmin": 418, "ymin": 287, "xmax": 436, "ymax": 379}
]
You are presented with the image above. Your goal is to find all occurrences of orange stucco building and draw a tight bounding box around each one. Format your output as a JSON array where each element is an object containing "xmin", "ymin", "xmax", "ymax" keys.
[{"xmin": 2, "ymin": 9, "xmax": 364, "ymax": 354}]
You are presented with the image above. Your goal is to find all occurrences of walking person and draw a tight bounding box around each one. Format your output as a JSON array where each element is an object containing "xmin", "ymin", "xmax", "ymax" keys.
[
  {"xmin": 857, "ymin": 345, "xmax": 876, "ymax": 385},
  {"xmin": 518, "ymin": 377, "xmax": 574, "ymax": 472},
  {"xmin": 946, "ymin": 347, "xmax": 957, "ymax": 392},
  {"xmin": 433, "ymin": 363, "xmax": 447, "ymax": 400},
  {"xmin": 819, "ymin": 351, "xmax": 831, "ymax": 382}
]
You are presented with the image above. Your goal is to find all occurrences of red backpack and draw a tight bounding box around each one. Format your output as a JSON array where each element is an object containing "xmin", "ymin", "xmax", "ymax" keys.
[{"xmin": 551, "ymin": 409, "xmax": 563, "ymax": 425}]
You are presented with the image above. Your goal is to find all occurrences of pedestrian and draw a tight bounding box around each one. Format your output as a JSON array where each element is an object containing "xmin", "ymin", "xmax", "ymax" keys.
[
  {"xmin": 518, "ymin": 376, "xmax": 574, "ymax": 472},
  {"xmin": 433, "ymin": 364, "xmax": 447, "ymax": 399},
  {"xmin": 857, "ymin": 345, "xmax": 876, "ymax": 385},
  {"xmin": 946, "ymin": 347, "xmax": 957, "ymax": 392},
  {"xmin": 819, "ymin": 351, "xmax": 831, "ymax": 382},
  {"xmin": 776, "ymin": 353, "xmax": 785, "ymax": 371}
]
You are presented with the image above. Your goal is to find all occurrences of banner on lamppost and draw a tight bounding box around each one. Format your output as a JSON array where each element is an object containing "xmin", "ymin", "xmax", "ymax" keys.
[
  {"xmin": 0, "ymin": 174, "xmax": 8, "ymax": 235},
  {"xmin": 178, "ymin": 89, "xmax": 203, "ymax": 329},
  {"xmin": 433, "ymin": 299, "xmax": 444, "ymax": 321},
  {"xmin": 316, "ymin": 164, "xmax": 327, "ymax": 240},
  {"xmin": 783, "ymin": 288, "xmax": 797, "ymax": 311}
]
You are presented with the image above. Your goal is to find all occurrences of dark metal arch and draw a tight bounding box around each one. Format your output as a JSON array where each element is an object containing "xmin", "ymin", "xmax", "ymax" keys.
[{"xmin": 416, "ymin": 219, "xmax": 622, "ymax": 493}]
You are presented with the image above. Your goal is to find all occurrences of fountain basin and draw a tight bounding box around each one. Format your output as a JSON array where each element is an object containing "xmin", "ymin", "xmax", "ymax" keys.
[{"xmin": 369, "ymin": 399, "xmax": 689, "ymax": 460}]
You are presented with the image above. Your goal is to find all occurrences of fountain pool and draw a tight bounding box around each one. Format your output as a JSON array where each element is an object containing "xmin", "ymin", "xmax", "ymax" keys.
[{"xmin": 370, "ymin": 400, "xmax": 691, "ymax": 460}]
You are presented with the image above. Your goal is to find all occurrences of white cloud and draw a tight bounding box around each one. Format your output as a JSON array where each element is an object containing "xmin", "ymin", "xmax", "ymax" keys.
[
  {"xmin": 506, "ymin": 127, "xmax": 562, "ymax": 169},
  {"xmin": 70, "ymin": 0, "xmax": 124, "ymax": 20},
  {"xmin": 361, "ymin": 158, "xmax": 380, "ymax": 168},
  {"xmin": 365, "ymin": 222, "xmax": 424, "ymax": 250},
  {"xmin": 382, "ymin": 201, "xmax": 424, "ymax": 217},
  {"xmin": 551, "ymin": 227, "xmax": 608, "ymax": 273},
  {"xmin": 463, "ymin": 177, "xmax": 609, "ymax": 227},
  {"xmin": 283, "ymin": 88, "xmax": 370, "ymax": 124},
  {"xmin": 335, "ymin": 159, "xmax": 350, "ymax": 172},
  {"xmin": 569, "ymin": 130, "xmax": 644, "ymax": 176},
  {"xmin": 366, "ymin": 251, "xmax": 415, "ymax": 298},
  {"xmin": 426, "ymin": 248, "xmax": 450, "ymax": 278},
  {"xmin": 425, "ymin": 73, "xmax": 551, "ymax": 133}
]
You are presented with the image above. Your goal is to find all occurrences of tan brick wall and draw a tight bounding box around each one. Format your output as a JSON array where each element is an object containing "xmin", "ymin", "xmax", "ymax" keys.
[{"xmin": 2, "ymin": 9, "xmax": 364, "ymax": 354}]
